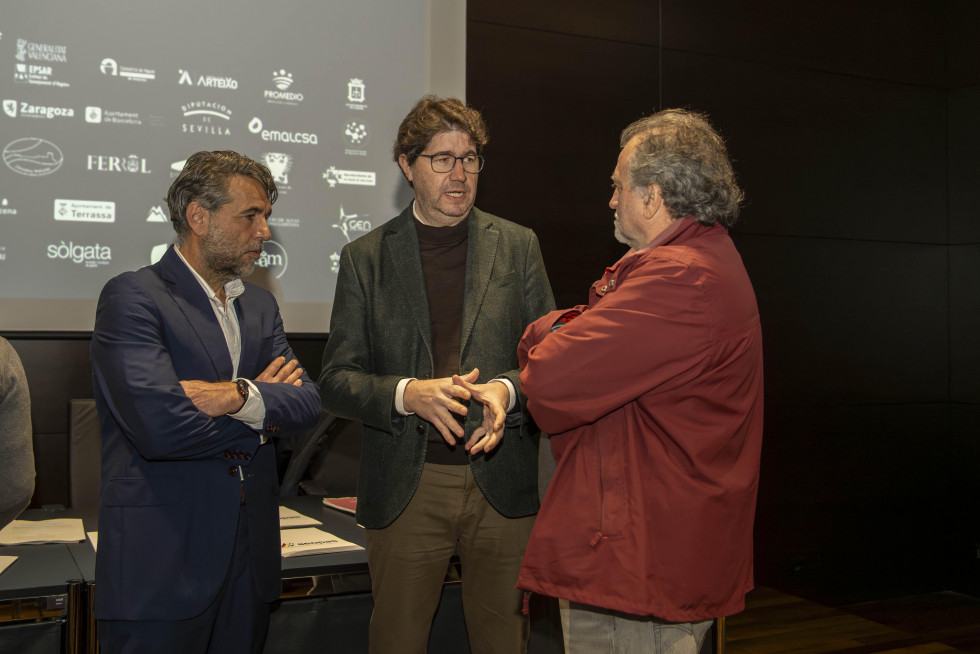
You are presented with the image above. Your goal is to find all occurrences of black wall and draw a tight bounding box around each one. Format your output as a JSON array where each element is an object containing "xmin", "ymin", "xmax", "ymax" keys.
[
  {"xmin": 4, "ymin": 0, "xmax": 978, "ymax": 610},
  {"xmin": 466, "ymin": 0, "xmax": 980, "ymax": 605}
]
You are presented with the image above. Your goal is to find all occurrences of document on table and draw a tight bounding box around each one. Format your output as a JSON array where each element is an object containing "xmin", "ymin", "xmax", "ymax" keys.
[
  {"xmin": 88, "ymin": 532, "xmax": 98, "ymax": 551},
  {"xmin": 0, "ymin": 556, "xmax": 16, "ymax": 575},
  {"xmin": 280, "ymin": 527, "xmax": 363, "ymax": 558},
  {"xmin": 278, "ymin": 506, "xmax": 322, "ymax": 529},
  {"xmin": 0, "ymin": 518, "xmax": 85, "ymax": 545}
]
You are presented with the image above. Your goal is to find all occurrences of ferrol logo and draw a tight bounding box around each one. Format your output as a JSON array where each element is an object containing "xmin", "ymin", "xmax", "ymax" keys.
[
  {"xmin": 332, "ymin": 206, "xmax": 372, "ymax": 242},
  {"xmin": 87, "ymin": 154, "xmax": 151, "ymax": 174},
  {"xmin": 3, "ymin": 138, "xmax": 64, "ymax": 176},
  {"xmin": 254, "ymin": 240, "xmax": 287, "ymax": 278}
]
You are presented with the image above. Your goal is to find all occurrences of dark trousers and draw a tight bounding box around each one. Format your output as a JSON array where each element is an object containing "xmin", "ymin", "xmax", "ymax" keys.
[{"xmin": 98, "ymin": 506, "xmax": 272, "ymax": 654}]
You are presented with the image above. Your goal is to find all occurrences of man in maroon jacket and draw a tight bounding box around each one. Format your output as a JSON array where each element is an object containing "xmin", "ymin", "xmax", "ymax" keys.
[{"xmin": 517, "ymin": 109, "xmax": 764, "ymax": 653}]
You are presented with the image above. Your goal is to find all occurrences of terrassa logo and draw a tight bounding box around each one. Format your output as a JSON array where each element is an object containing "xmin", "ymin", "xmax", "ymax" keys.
[{"xmin": 3, "ymin": 138, "xmax": 63, "ymax": 176}]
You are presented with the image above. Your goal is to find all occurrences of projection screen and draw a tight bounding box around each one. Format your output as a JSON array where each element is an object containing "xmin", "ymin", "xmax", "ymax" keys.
[{"xmin": 0, "ymin": 0, "xmax": 465, "ymax": 332}]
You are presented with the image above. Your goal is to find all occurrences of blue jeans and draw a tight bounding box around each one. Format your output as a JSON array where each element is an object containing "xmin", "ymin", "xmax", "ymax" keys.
[{"xmin": 561, "ymin": 599, "xmax": 712, "ymax": 654}]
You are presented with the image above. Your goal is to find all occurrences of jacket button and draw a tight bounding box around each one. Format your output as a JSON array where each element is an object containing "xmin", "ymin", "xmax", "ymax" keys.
[
  {"xmin": 416, "ymin": 425, "xmax": 425, "ymax": 434},
  {"xmin": 244, "ymin": 453, "xmax": 252, "ymax": 460},
  {"xmin": 229, "ymin": 466, "xmax": 238, "ymax": 476},
  {"xmin": 224, "ymin": 451, "xmax": 232, "ymax": 458}
]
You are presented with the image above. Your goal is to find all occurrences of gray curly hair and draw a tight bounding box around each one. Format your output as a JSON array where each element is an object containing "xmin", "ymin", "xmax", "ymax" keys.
[{"xmin": 620, "ymin": 109, "xmax": 743, "ymax": 228}]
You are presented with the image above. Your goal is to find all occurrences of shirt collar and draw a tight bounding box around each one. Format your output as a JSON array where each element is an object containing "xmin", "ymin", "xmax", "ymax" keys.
[{"xmin": 173, "ymin": 244, "xmax": 245, "ymax": 304}]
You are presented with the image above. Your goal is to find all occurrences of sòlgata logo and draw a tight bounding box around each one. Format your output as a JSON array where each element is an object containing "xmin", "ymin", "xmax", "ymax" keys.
[
  {"xmin": 54, "ymin": 199, "xmax": 115, "ymax": 223},
  {"xmin": 47, "ymin": 241, "xmax": 112, "ymax": 268},
  {"xmin": 100, "ymin": 57, "xmax": 155, "ymax": 82},
  {"xmin": 248, "ymin": 117, "xmax": 318, "ymax": 146},
  {"xmin": 332, "ymin": 206, "xmax": 372, "ymax": 243},
  {"xmin": 3, "ymin": 99, "xmax": 74, "ymax": 120},
  {"xmin": 265, "ymin": 69, "xmax": 303, "ymax": 105},
  {"xmin": 87, "ymin": 154, "xmax": 151, "ymax": 174},
  {"xmin": 254, "ymin": 240, "xmax": 287, "ymax": 278},
  {"xmin": 181, "ymin": 100, "xmax": 232, "ymax": 136},
  {"xmin": 3, "ymin": 137, "xmax": 63, "ymax": 176}
]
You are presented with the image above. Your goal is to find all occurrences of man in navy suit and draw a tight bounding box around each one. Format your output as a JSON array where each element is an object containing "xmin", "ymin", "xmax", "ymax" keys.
[{"xmin": 91, "ymin": 150, "xmax": 320, "ymax": 654}]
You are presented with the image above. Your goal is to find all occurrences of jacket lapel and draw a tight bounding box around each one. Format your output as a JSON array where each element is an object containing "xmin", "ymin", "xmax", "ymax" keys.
[
  {"xmin": 157, "ymin": 246, "xmax": 234, "ymax": 381},
  {"xmin": 460, "ymin": 209, "xmax": 498, "ymax": 360},
  {"xmin": 383, "ymin": 208, "xmax": 434, "ymax": 363}
]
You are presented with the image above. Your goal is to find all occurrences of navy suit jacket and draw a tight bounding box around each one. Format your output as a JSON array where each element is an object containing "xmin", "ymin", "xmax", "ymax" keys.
[{"xmin": 91, "ymin": 246, "xmax": 320, "ymax": 621}]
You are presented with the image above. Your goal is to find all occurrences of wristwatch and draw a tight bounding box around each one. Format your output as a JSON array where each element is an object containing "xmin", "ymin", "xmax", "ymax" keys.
[{"xmin": 234, "ymin": 378, "xmax": 249, "ymax": 411}]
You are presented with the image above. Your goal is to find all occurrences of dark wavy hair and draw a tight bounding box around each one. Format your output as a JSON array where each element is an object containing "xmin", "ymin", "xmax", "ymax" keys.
[
  {"xmin": 393, "ymin": 96, "xmax": 489, "ymax": 167},
  {"xmin": 166, "ymin": 150, "xmax": 277, "ymax": 242},
  {"xmin": 620, "ymin": 109, "xmax": 743, "ymax": 228}
]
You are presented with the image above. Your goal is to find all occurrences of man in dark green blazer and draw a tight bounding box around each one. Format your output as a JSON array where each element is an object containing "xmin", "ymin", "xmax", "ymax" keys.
[{"xmin": 320, "ymin": 97, "xmax": 555, "ymax": 654}]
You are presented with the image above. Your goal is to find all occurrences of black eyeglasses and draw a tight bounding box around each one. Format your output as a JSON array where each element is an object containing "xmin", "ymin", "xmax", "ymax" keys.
[{"xmin": 415, "ymin": 153, "xmax": 485, "ymax": 174}]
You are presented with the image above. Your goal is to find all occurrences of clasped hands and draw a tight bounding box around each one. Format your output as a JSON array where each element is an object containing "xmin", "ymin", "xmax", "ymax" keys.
[
  {"xmin": 179, "ymin": 356, "xmax": 304, "ymax": 417},
  {"xmin": 403, "ymin": 368, "xmax": 509, "ymax": 455}
]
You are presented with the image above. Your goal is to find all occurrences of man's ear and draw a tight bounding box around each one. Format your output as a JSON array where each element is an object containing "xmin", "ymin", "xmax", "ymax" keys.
[
  {"xmin": 397, "ymin": 154, "xmax": 414, "ymax": 183},
  {"xmin": 186, "ymin": 201, "xmax": 209, "ymax": 237},
  {"xmin": 643, "ymin": 184, "xmax": 663, "ymax": 218}
]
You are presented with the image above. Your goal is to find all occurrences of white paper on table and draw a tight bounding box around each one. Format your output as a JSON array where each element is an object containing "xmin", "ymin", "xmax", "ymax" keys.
[
  {"xmin": 278, "ymin": 506, "xmax": 322, "ymax": 529},
  {"xmin": 280, "ymin": 527, "xmax": 362, "ymax": 558},
  {"xmin": 0, "ymin": 518, "xmax": 85, "ymax": 545},
  {"xmin": 0, "ymin": 556, "xmax": 17, "ymax": 575},
  {"xmin": 87, "ymin": 531, "xmax": 98, "ymax": 551}
]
